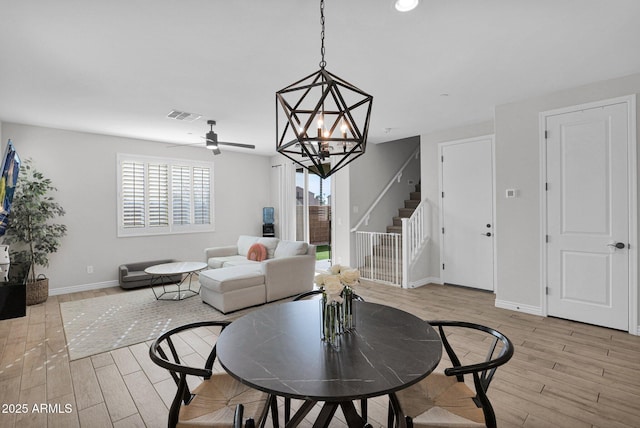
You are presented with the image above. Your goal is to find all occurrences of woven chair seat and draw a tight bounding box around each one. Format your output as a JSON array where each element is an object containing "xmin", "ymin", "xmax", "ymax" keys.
[
  {"xmin": 177, "ymin": 373, "xmax": 269, "ymax": 427},
  {"xmin": 396, "ymin": 373, "xmax": 485, "ymax": 427}
]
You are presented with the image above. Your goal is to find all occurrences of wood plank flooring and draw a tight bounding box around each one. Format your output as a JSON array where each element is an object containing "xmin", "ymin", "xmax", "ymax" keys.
[{"xmin": 0, "ymin": 281, "xmax": 638, "ymax": 427}]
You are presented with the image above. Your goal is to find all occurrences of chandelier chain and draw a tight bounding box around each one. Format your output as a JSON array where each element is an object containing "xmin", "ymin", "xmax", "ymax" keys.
[{"xmin": 319, "ymin": 0, "xmax": 326, "ymax": 68}]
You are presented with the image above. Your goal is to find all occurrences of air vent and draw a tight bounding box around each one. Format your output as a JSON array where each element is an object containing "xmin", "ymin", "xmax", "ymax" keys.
[{"xmin": 166, "ymin": 110, "xmax": 202, "ymax": 122}]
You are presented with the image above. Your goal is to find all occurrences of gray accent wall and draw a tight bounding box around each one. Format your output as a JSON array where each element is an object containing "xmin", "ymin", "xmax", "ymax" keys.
[
  {"xmin": 347, "ymin": 136, "xmax": 421, "ymax": 265},
  {"xmin": 1, "ymin": 123, "xmax": 272, "ymax": 293}
]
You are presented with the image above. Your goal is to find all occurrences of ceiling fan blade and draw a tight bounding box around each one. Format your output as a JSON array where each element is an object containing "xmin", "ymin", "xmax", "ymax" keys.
[
  {"xmin": 165, "ymin": 142, "xmax": 203, "ymax": 148},
  {"xmin": 217, "ymin": 141, "xmax": 256, "ymax": 149},
  {"xmin": 211, "ymin": 146, "xmax": 221, "ymax": 155}
]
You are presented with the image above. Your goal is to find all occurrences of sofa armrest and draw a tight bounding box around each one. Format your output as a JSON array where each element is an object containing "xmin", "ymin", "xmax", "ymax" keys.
[
  {"xmin": 119, "ymin": 265, "xmax": 129, "ymax": 281},
  {"xmin": 262, "ymin": 254, "xmax": 315, "ymax": 302},
  {"xmin": 205, "ymin": 245, "xmax": 239, "ymax": 260}
]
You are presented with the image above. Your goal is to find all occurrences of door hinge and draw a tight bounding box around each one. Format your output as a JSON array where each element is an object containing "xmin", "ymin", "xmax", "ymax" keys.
[
  {"xmin": 441, "ymin": 155, "xmax": 444, "ymax": 162},
  {"xmin": 442, "ymin": 263, "xmax": 445, "ymax": 270},
  {"xmin": 442, "ymin": 227, "xmax": 445, "ymax": 234},
  {"xmin": 544, "ymin": 130, "xmax": 549, "ymax": 139},
  {"xmin": 546, "ymin": 235, "xmax": 549, "ymax": 243},
  {"xmin": 442, "ymin": 191, "xmax": 445, "ymax": 198},
  {"xmin": 546, "ymin": 286, "xmax": 549, "ymax": 295},
  {"xmin": 545, "ymin": 182, "xmax": 549, "ymax": 191}
]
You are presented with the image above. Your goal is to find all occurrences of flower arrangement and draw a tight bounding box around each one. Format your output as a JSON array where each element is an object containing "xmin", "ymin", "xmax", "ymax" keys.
[
  {"xmin": 314, "ymin": 265, "xmax": 360, "ymax": 345},
  {"xmin": 314, "ymin": 264, "xmax": 360, "ymax": 302}
]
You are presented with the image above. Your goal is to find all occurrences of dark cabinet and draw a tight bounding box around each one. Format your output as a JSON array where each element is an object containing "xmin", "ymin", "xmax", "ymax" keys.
[{"xmin": 0, "ymin": 263, "xmax": 30, "ymax": 320}]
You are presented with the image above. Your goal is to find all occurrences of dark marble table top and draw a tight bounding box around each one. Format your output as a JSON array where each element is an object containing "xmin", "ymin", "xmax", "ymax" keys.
[{"xmin": 216, "ymin": 300, "xmax": 442, "ymax": 402}]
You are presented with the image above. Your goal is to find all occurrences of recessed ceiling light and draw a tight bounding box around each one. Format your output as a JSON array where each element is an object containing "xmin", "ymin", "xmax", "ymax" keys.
[{"xmin": 395, "ymin": 0, "xmax": 419, "ymax": 12}]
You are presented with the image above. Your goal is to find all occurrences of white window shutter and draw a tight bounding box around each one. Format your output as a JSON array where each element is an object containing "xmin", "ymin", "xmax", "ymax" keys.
[
  {"xmin": 121, "ymin": 161, "xmax": 145, "ymax": 228},
  {"xmin": 172, "ymin": 165, "xmax": 191, "ymax": 225}
]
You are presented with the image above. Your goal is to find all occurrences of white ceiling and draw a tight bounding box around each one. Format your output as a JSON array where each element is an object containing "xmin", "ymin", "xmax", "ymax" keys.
[{"xmin": 1, "ymin": 0, "xmax": 639, "ymax": 155}]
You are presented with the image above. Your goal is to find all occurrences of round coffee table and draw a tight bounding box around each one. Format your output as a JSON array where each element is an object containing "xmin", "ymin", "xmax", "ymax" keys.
[{"xmin": 144, "ymin": 261, "xmax": 207, "ymax": 301}]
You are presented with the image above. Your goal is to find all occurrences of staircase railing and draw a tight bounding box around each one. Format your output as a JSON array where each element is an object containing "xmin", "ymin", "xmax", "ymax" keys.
[
  {"xmin": 350, "ymin": 147, "xmax": 420, "ymax": 233},
  {"xmin": 401, "ymin": 198, "xmax": 431, "ymax": 287},
  {"xmin": 355, "ymin": 199, "xmax": 431, "ymax": 288},
  {"xmin": 352, "ymin": 147, "xmax": 429, "ymax": 288}
]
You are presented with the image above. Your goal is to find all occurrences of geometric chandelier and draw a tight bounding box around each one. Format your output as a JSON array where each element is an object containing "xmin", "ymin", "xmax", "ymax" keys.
[{"xmin": 276, "ymin": 0, "xmax": 373, "ymax": 179}]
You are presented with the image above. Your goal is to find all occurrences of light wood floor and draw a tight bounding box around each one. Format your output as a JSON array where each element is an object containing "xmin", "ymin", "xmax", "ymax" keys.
[{"xmin": 0, "ymin": 281, "xmax": 639, "ymax": 427}]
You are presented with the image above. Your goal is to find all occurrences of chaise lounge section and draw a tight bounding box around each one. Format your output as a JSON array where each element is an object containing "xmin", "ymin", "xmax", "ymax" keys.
[{"xmin": 199, "ymin": 235, "xmax": 315, "ymax": 313}]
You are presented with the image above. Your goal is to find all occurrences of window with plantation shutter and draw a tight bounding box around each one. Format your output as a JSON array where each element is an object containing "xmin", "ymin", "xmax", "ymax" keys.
[
  {"xmin": 121, "ymin": 161, "xmax": 145, "ymax": 228},
  {"xmin": 117, "ymin": 154, "xmax": 214, "ymax": 236},
  {"xmin": 148, "ymin": 163, "xmax": 169, "ymax": 227},
  {"xmin": 193, "ymin": 167, "xmax": 210, "ymax": 224},
  {"xmin": 172, "ymin": 166, "xmax": 191, "ymax": 225}
]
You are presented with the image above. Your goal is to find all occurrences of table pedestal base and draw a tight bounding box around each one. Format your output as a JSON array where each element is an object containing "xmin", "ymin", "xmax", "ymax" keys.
[{"xmin": 151, "ymin": 271, "xmax": 200, "ymax": 301}]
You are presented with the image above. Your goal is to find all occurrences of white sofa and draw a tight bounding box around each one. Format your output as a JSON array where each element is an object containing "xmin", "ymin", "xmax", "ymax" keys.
[{"xmin": 200, "ymin": 235, "xmax": 316, "ymax": 313}]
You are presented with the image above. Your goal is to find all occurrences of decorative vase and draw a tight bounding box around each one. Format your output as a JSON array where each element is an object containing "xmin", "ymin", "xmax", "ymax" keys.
[
  {"xmin": 342, "ymin": 285, "xmax": 356, "ymax": 331},
  {"xmin": 321, "ymin": 293, "xmax": 341, "ymax": 349}
]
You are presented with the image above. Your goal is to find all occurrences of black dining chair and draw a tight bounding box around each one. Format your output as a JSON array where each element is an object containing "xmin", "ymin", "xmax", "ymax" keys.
[
  {"xmin": 388, "ymin": 320, "xmax": 514, "ymax": 428},
  {"xmin": 149, "ymin": 320, "xmax": 278, "ymax": 428},
  {"xmin": 283, "ymin": 289, "xmax": 368, "ymax": 424}
]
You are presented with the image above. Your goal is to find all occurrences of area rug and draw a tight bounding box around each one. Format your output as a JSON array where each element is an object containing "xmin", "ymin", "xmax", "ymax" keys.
[{"xmin": 60, "ymin": 284, "xmax": 260, "ymax": 361}]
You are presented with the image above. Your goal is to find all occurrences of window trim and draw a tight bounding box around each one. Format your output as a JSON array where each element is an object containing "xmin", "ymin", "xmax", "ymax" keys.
[{"xmin": 117, "ymin": 153, "xmax": 215, "ymax": 237}]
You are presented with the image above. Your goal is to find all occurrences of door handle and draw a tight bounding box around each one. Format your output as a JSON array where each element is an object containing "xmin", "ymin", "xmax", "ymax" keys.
[
  {"xmin": 607, "ymin": 242, "xmax": 626, "ymax": 249},
  {"xmin": 481, "ymin": 232, "xmax": 492, "ymax": 237}
]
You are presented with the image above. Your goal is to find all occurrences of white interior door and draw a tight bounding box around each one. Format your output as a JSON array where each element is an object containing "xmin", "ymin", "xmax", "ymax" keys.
[
  {"xmin": 546, "ymin": 102, "xmax": 629, "ymax": 330},
  {"xmin": 441, "ymin": 137, "xmax": 494, "ymax": 291}
]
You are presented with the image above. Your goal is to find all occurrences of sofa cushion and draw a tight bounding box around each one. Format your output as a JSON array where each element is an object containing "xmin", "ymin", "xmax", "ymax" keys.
[
  {"xmin": 274, "ymin": 240, "xmax": 309, "ymax": 258},
  {"xmin": 247, "ymin": 243, "xmax": 268, "ymax": 262},
  {"xmin": 237, "ymin": 235, "xmax": 260, "ymax": 257},
  {"xmin": 208, "ymin": 255, "xmax": 259, "ymax": 269},
  {"xmin": 199, "ymin": 267, "xmax": 265, "ymax": 293},
  {"xmin": 257, "ymin": 237, "xmax": 279, "ymax": 259}
]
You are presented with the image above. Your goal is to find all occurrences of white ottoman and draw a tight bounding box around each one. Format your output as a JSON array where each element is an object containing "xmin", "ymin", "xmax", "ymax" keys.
[{"xmin": 199, "ymin": 266, "xmax": 266, "ymax": 313}]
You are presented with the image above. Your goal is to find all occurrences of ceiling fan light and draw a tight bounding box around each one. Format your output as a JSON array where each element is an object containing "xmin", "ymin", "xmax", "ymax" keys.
[{"xmin": 395, "ymin": 0, "xmax": 419, "ymax": 12}]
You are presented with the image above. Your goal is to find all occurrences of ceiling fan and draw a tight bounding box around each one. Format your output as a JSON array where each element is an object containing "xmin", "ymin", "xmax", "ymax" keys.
[{"xmin": 202, "ymin": 120, "xmax": 255, "ymax": 155}]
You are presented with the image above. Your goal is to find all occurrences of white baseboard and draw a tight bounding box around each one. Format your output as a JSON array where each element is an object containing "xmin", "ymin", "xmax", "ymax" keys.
[
  {"xmin": 406, "ymin": 277, "xmax": 443, "ymax": 288},
  {"xmin": 495, "ymin": 299, "xmax": 543, "ymax": 316},
  {"xmin": 49, "ymin": 280, "xmax": 120, "ymax": 296}
]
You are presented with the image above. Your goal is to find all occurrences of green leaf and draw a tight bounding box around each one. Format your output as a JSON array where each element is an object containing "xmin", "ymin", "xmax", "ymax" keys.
[{"xmin": 4, "ymin": 158, "xmax": 67, "ymax": 282}]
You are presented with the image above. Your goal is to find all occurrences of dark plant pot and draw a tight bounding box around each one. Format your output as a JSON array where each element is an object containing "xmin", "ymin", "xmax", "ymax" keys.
[{"xmin": 26, "ymin": 277, "xmax": 49, "ymax": 306}]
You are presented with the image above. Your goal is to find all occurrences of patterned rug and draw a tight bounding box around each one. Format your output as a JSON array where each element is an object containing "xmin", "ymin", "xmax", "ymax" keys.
[{"xmin": 60, "ymin": 283, "xmax": 261, "ymax": 361}]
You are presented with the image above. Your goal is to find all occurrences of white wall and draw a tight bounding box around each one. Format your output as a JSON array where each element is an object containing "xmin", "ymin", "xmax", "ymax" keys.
[
  {"xmin": 494, "ymin": 73, "xmax": 640, "ymax": 317},
  {"xmin": 1, "ymin": 123, "xmax": 272, "ymax": 293}
]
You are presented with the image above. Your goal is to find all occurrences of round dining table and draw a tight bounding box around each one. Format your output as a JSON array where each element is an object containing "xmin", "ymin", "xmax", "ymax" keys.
[{"xmin": 216, "ymin": 300, "xmax": 442, "ymax": 427}]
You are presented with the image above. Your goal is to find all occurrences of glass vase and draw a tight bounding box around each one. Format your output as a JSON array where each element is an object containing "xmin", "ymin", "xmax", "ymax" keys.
[
  {"xmin": 342, "ymin": 285, "xmax": 356, "ymax": 331},
  {"xmin": 321, "ymin": 294, "xmax": 341, "ymax": 349}
]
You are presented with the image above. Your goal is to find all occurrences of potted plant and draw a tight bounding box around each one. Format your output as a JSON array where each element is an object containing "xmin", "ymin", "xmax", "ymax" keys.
[{"xmin": 4, "ymin": 158, "xmax": 67, "ymax": 305}]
